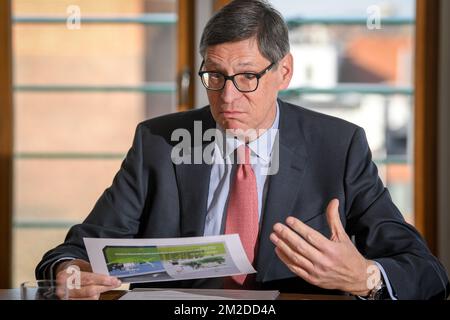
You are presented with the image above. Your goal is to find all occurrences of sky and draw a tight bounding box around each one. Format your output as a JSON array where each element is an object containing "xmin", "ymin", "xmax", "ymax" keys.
[{"xmin": 270, "ymin": 0, "xmax": 416, "ymax": 19}]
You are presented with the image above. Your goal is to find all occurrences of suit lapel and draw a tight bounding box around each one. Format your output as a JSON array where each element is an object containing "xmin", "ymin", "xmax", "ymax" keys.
[
  {"xmin": 175, "ymin": 108, "xmax": 215, "ymax": 237},
  {"xmin": 256, "ymin": 100, "xmax": 309, "ymax": 282}
]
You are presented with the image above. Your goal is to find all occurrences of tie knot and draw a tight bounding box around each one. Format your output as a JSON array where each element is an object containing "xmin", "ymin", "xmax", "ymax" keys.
[{"xmin": 236, "ymin": 144, "xmax": 251, "ymax": 165}]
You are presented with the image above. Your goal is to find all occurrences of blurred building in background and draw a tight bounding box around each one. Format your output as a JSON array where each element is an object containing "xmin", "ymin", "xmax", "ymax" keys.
[{"xmin": 282, "ymin": 22, "xmax": 414, "ymax": 222}]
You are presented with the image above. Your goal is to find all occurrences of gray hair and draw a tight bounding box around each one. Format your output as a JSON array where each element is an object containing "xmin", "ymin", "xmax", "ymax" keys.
[{"xmin": 199, "ymin": 0, "xmax": 290, "ymax": 64}]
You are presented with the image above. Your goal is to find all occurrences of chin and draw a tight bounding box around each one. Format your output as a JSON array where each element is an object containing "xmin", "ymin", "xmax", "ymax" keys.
[{"xmin": 220, "ymin": 120, "xmax": 247, "ymax": 131}]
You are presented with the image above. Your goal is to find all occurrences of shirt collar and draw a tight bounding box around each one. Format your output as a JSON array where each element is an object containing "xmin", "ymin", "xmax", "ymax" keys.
[{"xmin": 215, "ymin": 103, "xmax": 280, "ymax": 163}]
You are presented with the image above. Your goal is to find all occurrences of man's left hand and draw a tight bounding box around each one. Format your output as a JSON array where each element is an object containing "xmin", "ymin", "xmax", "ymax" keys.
[{"xmin": 270, "ymin": 199, "xmax": 375, "ymax": 296}]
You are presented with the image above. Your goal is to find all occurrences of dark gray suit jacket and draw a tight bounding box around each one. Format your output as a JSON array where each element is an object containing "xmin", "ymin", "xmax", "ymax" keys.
[{"xmin": 36, "ymin": 99, "xmax": 449, "ymax": 299}]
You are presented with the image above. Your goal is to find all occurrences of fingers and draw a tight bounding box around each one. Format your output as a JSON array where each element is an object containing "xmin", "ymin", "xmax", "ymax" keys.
[
  {"xmin": 68, "ymin": 284, "xmax": 119, "ymax": 299},
  {"xmin": 67, "ymin": 272, "xmax": 122, "ymax": 300},
  {"xmin": 274, "ymin": 246, "xmax": 313, "ymax": 284},
  {"xmin": 56, "ymin": 262, "xmax": 122, "ymax": 300},
  {"xmin": 325, "ymin": 199, "xmax": 346, "ymax": 241},
  {"xmin": 270, "ymin": 223, "xmax": 323, "ymax": 265},
  {"xmin": 78, "ymin": 271, "xmax": 121, "ymax": 287},
  {"xmin": 57, "ymin": 269, "xmax": 121, "ymax": 288},
  {"xmin": 270, "ymin": 232, "xmax": 315, "ymax": 271},
  {"xmin": 270, "ymin": 205, "xmax": 371, "ymax": 294},
  {"xmin": 285, "ymin": 216, "xmax": 329, "ymax": 251}
]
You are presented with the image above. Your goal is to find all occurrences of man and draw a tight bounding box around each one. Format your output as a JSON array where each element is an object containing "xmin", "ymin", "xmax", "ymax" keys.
[{"xmin": 36, "ymin": 0, "xmax": 449, "ymax": 300}]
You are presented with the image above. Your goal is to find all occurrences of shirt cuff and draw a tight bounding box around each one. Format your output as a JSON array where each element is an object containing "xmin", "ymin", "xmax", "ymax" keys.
[{"xmin": 375, "ymin": 261, "xmax": 397, "ymax": 300}]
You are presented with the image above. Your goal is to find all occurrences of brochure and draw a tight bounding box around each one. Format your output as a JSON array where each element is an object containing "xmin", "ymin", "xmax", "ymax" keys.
[{"xmin": 84, "ymin": 234, "xmax": 256, "ymax": 283}]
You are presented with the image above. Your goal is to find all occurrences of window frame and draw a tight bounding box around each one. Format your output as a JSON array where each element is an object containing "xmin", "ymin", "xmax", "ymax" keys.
[
  {"xmin": 414, "ymin": 0, "xmax": 441, "ymax": 255},
  {"xmin": 0, "ymin": 0, "xmax": 13, "ymax": 289}
]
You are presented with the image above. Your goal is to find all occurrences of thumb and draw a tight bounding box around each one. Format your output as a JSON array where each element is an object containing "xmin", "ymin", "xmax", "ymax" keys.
[{"xmin": 326, "ymin": 199, "xmax": 345, "ymax": 241}]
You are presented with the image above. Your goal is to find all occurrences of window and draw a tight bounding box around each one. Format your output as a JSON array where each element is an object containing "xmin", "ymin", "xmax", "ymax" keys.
[
  {"xmin": 271, "ymin": 0, "xmax": 416, "ymax": 224},
  {"xmin": 11, "ymin": 0, "xmax": 191, "ymax": 286}
]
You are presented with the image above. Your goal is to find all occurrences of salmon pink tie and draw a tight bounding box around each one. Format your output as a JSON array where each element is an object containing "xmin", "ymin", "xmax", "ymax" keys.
[{"xmin": 224, "ymin": 145, "xmax": 259, "ymax": 287}]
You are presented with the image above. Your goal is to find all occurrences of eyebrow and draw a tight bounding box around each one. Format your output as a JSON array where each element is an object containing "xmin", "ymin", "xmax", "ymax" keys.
[
  {"xmin": 237, "ymin": 62, "xmax": 257, "ymax": 67},
  {"xmin": 203, "ymin": 61, "xmax": 258, "ymax": 71},
  {"xmin": 203, "ymin": 61, "xmax": 222, "ymax": 69}
]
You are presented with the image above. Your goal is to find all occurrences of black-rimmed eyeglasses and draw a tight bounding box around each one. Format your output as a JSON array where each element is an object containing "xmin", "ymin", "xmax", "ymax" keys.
[{"xmin": 198, "ymin": 61, "xmax": 275, "ymax": 93}]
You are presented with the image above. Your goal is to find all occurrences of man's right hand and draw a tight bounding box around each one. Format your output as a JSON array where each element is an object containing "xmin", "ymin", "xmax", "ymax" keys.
[{"xmin": 55, "ymin": 259, "xmax": 122, "ymax": 300}]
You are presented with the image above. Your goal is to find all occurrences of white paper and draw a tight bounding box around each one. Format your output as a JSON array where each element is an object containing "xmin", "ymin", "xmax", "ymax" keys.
[
  {"xmin": 119, "ymin": 289, "xmax": 280, "ymax": 300},
  {"xmin": 119, "ymin": 290, "xmax": 233, "ymax": 300},
  {"xmin": 84, "ymin": 234, "xmax": 256, "ymax": 283}
]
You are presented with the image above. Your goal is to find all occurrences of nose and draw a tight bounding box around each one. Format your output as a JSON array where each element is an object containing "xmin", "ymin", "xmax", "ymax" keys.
[{"xmin": 220, "ymin": 79, "xmax": 242, "ymax": 103}]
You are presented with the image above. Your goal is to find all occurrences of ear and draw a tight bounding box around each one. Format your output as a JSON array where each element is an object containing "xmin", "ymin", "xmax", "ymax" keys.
[{"xmin": 277, "ymin": 53, "xmax": 293, "ymax": 91}]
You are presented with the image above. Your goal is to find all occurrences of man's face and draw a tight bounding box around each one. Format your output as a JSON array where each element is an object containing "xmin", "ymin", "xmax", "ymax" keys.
[{"xmin": 203, "ymin": 38, "xmax": 292, "ymax": 135}]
